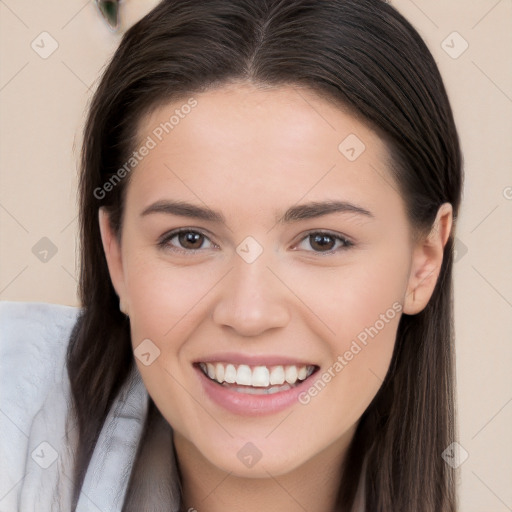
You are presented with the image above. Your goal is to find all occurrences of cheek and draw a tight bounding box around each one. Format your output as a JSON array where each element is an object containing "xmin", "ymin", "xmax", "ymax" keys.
[
  {"xmin": 124, "ymin": 258, "xmax": 219, "ymax": 432},
  {"xmin": 296, "ymin": 293, "xmax": 401, "ymax": 438},
  {"xmin": 285, "ymin": 251, "xmax": 405, "ymax": 413},
  {"xmin": 124, "ymin": 251, "xmax": 221, "ymax": 343},
  {"xmin": 281, "ymin": 250, "xmax": 407, "ymax": 350},
  {"xmin": 123, "ymin": 254, "xmax": 223, "ymax": 408}
]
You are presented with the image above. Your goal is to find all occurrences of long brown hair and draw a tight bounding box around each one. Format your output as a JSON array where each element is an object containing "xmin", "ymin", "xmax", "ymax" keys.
[{"xmin": 67, "ymin": 0, "xmax": 463, "ymax": 510}]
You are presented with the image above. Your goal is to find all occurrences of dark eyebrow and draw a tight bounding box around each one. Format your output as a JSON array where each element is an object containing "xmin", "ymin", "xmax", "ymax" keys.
[
  {"xmin": 279, "ymin": 200, "xmax": 374, "ymax": 223},
  {"xmin": 140, "ymin": 200, "xmax": 225, "ymax": 223},
  {"xmin": 140, "ymin": 199, "xmax": 374, "ymax": 223}
]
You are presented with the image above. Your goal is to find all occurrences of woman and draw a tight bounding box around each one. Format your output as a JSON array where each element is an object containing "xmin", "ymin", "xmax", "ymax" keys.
[{"xmin": 0, "ymin": 0, "xmax": 462, "ymax": 510}]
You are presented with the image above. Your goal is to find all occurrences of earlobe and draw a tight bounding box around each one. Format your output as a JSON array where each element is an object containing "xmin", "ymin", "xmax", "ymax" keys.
[
  {"xmin": 403, "ymin": 203, "xmax": 453, "ymax": 315},
  {"xmin": 98, "ymin": 207, "xmax": 128, "ymax": 313}
]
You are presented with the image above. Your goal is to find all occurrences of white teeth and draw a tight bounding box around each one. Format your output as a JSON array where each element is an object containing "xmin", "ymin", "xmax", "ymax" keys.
[
  {"xmin": 285, "ymin": 365, "xmax": 298, "ymax": 384},
  {"xmin": 206, "ymin": 363, "xmax": 216, "ymax": 380},
  {"xmin": 236, "ymin": 365, "xmax": 252, "ymax": 386},
  {"xmin": 215, "ymin": 363, "xmax": 225, "ymax": 383},
  {"xmin": 224, "ymin": 364, "xmax": 237, "ymax": 383},
  {"xmin": 199, "ymin": 362, "xmax": 315, "ymax": 388},
  {"xmin": 251, "ymin": 366, "xmax": 270, "ymax": 387},
  {"xmin": 297, "ymin": 366, "xmax": 308, "ymax": 380},
  {"xmin": 269, "ymin": 366, "xmax": 285, "ymax": 385}
]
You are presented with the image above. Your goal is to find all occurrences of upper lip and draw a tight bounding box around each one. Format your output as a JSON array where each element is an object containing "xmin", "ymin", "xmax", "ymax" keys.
[{"xmin": 194, "ymin": 352, "xmax": 318, "ymax": 367}]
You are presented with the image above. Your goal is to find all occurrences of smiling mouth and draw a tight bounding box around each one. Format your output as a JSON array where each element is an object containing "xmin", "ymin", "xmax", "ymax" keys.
[{"xmin": 197, "ymin": 362, "xmax": 318, "ymax": 395}]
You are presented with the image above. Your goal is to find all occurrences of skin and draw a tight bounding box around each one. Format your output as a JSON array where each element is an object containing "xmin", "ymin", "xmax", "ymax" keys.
[{"xmin": 99, "ymin": 82, "xmax": 452, "ymax": 512}]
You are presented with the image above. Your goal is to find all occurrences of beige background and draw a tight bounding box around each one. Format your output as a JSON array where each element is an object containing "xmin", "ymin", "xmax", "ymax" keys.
[{"xmin": 0, "ymin": 1, "xmax": 511, "ymax": 509}]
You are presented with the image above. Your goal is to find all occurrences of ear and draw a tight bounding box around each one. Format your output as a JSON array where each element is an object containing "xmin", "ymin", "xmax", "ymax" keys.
[
  {"xmin": 98, "ymin": 207, "xmax": 129, "ymax": 315},
  {"xmin": 403, "ymin": 203, "xmax": 453, "ymax": 315}
]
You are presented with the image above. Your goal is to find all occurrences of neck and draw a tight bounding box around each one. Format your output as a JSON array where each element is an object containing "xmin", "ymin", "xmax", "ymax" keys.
[{"xmin": 174, "ymin": 426, "xmax": 356, "ymax": 512}]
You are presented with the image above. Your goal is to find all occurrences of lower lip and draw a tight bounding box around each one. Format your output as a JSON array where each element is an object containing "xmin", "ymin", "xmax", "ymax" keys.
[{"xmin": 195, "ymin": 366, "xmax": 315, "ymax": 416}]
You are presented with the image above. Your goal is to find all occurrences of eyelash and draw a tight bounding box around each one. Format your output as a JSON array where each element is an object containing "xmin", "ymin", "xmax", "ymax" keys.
[
  {"xmin": 157, "ymin": 229, "xmax": 218, "ymax": 254},
  {"xmin": 157, "ymin": 228, "xmax": 354, "ymax": 255},
  {"xmin": 295, "ymin": 230, "xmax": 354, "ymax": 254}
]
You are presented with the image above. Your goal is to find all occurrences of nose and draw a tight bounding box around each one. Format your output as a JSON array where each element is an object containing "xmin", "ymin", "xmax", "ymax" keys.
[{"xmin": 212, "ymin": 257, "xmax": 291, "ymax": 337}]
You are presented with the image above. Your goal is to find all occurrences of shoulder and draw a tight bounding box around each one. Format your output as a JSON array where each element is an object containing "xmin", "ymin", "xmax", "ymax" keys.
[
  {"xmin": 0, "ymin": 301, "xmax": 80, "ymax": 444},
  {"xmin": 0, "ymin": 300, "xmax": 80, "ymax": 385},
  {"xmin": 0, "ymin": 301, "xmax": 80, "ymax": 507},
  {"xmin": 0, "ymin": 302, "xmax": 80, "ymax": 420},
  {"xmin": 0, "ymin": 300, "xmax": 80, "ymax": 428}
]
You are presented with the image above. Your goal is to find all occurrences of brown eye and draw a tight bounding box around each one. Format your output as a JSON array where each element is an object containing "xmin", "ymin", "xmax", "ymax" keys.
[
  {"xmin": 178, "ymin": 231, "xmax": 205, "ymax": 249},
  {"xmin": 158, "ymin": 229, "xmax": 215, "ymax": 252},
  {"xmin": 295, "ymin": 231, "xmax": 353, "ymax": 253},
  {"xmin": 309, "ymin": 233, "xmax": 336, "ymax": 251}
]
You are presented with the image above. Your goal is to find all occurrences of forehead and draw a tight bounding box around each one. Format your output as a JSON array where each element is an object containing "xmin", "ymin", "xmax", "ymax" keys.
[
  {"xmin": 137, "ymin": 82, "xmax": 386, "ymax": 159},
  {"xmin": 126, "ymin": 83, "xmax": 404, "ymax": 225}
]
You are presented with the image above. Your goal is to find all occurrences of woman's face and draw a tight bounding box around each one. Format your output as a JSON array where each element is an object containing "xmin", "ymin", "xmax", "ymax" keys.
[{"xmin": 99, "ymin": 83, "xmax": 446, "ymax": 478}]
